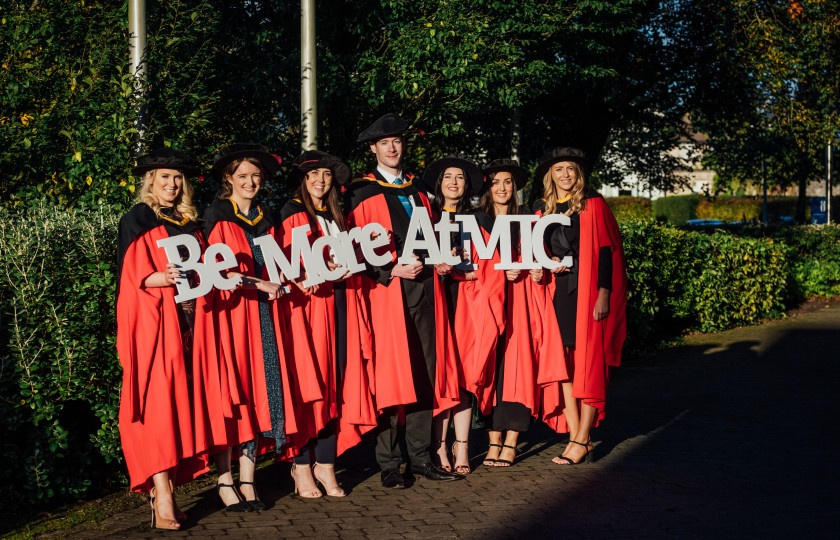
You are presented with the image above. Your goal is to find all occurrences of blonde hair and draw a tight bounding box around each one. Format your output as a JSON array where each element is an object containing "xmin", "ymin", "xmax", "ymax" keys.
[
  {"xmin": 541, "ymin": 161, "xmax": 586, "ymax": 216},
  {"xmin": 138, "ymin": 169, "xmax": 198, "ymax": 221}
]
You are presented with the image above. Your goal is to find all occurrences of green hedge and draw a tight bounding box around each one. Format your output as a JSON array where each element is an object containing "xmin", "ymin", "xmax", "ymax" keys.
[
  {"xmin": 605, "ymin": 197, "xmax": 653, "ymax": 221},
  {"xmin": 0, "ymin": 205, "xmax": 123, "ymax": 508},
  {"xmin": 696, "ymin": 196, "xmax": 798, "ymax": 222},
  {"xmin": 734, "ymin": 224, "xmax": 840, "ymax": 297},
  {"xmin": 0, "ymin": 206, "xmax": 837, "ymax": 512},
  {"xmin": 619, "ymin": 220, "xmax": 791, "ymax": 348},
  {"xmin": 652, "ymin": 194, "xmax": 699, "ymax": 224}
]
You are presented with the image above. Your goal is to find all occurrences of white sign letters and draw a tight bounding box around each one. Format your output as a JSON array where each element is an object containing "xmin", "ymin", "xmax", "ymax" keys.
[{"xmin": 160, "ymin": 212, "xmax": 573, "ymax": 301}]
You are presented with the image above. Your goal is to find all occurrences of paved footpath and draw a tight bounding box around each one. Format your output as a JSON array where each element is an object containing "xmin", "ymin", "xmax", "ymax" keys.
[{"xmin": 56, "ymin": 302, "xmax": 840, "ymax": 539}]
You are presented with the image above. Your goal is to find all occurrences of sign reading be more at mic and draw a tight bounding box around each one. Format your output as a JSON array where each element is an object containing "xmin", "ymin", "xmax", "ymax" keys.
[{"xmin": 157, "ymin": 208, "xmax": 572, "ymax": 302}]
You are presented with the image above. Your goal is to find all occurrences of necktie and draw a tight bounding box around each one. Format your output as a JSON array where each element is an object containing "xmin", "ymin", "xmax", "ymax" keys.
[{"xmin": 392, "ymin": 177, "xmax": 414, "ymax": 218}]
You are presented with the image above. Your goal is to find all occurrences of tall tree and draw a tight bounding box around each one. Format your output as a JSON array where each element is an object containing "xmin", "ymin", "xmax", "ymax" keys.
[{"xmin": 689, "ymin": 0, "xmax": 840, "ymax": 220}]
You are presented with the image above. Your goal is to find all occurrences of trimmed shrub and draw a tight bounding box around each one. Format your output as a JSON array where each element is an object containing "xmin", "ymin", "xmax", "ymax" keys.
[
  {"xmin": 652, "ymin": 194, "xmax": 699, "ymax": 224},
  {"xmin": 695, "ymin": 196, "xmax": 799, "ymax": 223},
  {"xmin": 0, "ymin": 205, "xmax": 123, "ymax": 509},
  {"xmin": 618, "ymin": 220, "xmax": 790, "ymax": 348},
  {"xmin": 696, "ymin": 197, "xmax": 759, "ymax": 222},
  {"xmin": 606, "ymin": 197, "xmax": 653, "ymax": 221},
  {"xmin": 619, "ymin": 221, "xmax": 699, "ymax": 353},
  {"xmin": 688, "ymin": 232, "xmax": 789, "ymax": 331},
  {"xmin": 765, "ymin": 225, "xmax": 840, "ymax": 297}
]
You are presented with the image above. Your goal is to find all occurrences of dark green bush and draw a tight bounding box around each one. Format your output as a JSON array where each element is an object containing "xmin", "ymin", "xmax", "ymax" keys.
[
  {"xmin": 619, "ymin": 221, "xmax": 700, "ymax": 353},
  {"xmin": 688, "ymin": 232, "xmax": 789, "ymax": 331},
  {"xmin": 0, "ymin": 205, "xmax": 122, "ymax": 511},
  {"xmin": 695, "ymin": 196, "xmax": 799, "ymax": 223},
  {"xmin": 606, "ymin": 197, "xmax": 653, "ymax": 221},
  {"xmin": 618, "ymin": 220, "xmax": 790, "ymax": 347},
  {"xmin": 652, "ymin": 194, "xmax": 700, "ymax": 224},
  {"xmin": 763, "ymin": 225, "xmax": 840, "ymax": 297},
  {"xmin": 696, "ymin": 197, "xmax": 759, "ymax": 222}
]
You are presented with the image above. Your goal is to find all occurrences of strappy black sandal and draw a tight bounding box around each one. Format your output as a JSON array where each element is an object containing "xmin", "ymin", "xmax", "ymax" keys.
[
  {"xmin": 495, "ymin": 443, "xmax": 517, "ymax": 467},
  {"xmin": 553, "ymin": 440, "xmax": 593, "ymax": 465},
  {"xmin": 237, "ymin": 480, "xmax": 265, "ymax": 510},
  {"xmin": 434, "ymin": 439, "xmax": 453, "ymax": 472},
  {"xmin": 216, "ymin": 482, "xmax": 251, "ymax": 512},
  {"xmin": 483, "ymin": 443, "xmax": 502, "ymax": 466},
  {"xmin": 452, "ymin": 439, "xmax": 471, "ymax": 475}
]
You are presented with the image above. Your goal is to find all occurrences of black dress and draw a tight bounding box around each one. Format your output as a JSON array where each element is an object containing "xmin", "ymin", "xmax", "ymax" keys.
[{"xmin": 539, "ymin": 192, "xmax": 612, "ymax": 348}]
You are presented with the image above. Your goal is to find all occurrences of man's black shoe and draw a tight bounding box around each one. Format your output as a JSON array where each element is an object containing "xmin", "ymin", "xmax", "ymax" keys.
[
  {"xmin": 380, "ymin": 468, "xmax": 406, "ymax": 488},
  {"xmin": 409, "ymin": 463, "xmax": 462, "ymax": 481}
]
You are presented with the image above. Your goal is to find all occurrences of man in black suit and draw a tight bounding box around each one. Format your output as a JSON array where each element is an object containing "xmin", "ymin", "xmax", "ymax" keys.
[{"xmin": 346, "ymin": 113, "xmax": 460, "ymax": 488}]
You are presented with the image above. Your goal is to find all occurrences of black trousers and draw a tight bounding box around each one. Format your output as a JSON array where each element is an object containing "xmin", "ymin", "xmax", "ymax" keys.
[
  {"xmin": 375, "ymin": 286, "xmax": 436, "ymax": 470},
  {"xmin": 293, "ymin": 420, "xmax": 338, "ymax": 465},
  {"xmin": 484, "ymin": 336, "xmax": 532, "ymax": 433}
]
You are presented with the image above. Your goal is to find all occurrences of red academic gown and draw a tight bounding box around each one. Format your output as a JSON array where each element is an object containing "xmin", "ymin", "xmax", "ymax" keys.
[
  {"xmin": 345, "ymin": 173, "xmax": 460, "ymax": 420},
  {"xmin": 496, "ymin": 223, "xmax": 544, "ymax": 417},
  {"xmin": 116, "ymin": 203, "xmax": 209, "ymax": 492},
  {"xmin": 451, "ymin": 211, "xmax": 506, "ymax": 414},
  {"xmin": 195, "ymin": 199, "xmax": 321, "ymax": 457},
  {"xmin": 534, "ymin": 193, "xmax": 627, "ymax": 432},
  {"xmin": 276, "ymin": 200, "xmax": 369, "ymax": 458}
]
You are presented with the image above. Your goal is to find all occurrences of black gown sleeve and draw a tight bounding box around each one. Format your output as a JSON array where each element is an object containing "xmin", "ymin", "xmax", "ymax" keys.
[{"xmin": 597, "ymin": 246, "xmax": 612, "ymax": 290}]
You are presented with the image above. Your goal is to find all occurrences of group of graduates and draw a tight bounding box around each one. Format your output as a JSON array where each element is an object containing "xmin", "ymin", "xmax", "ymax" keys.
[{"xmin": 116, "ymin": 113, "xmax": 627, "ymax": 530}]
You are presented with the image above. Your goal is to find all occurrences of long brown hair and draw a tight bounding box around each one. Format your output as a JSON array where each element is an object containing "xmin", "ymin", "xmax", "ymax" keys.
[
  {"xmin": 541, "ymin": 161, "xmax": 586, "ymax": 216},
  {"xmin": 138, "ymin": 169, "xmax": 198, "ymax": 221},
  {"xmin": 433, "ymin": 168, "xmax": 472, "ymax": 215},
  {"xmin": 479, "ymin": 172, "xmax": 521, "ymax": 246},
  {"xmin": 295, "ymin": 170, "xmax": 347, "ymax": 232},
  {"xmin": 479, "ymin": 172, "xmax": 520, "ymax": 218},
  {"xmin": 218, "ymin": 157, "xmax": 268, "ymax": 200}
]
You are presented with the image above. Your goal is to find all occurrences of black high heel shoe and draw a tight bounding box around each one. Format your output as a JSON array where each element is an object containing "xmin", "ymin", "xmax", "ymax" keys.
[
  {"xmin": 434, "ymin": 439, "xmax": 452, "ymax": 473},
  {"xmin": 553, "ymin": 440, "xmax": 593, "ymax": 465},
  {"xmin": 452, "ymin": 440, "xmax": 471, "ymax": 475},
  {"xmin": 483, "ymin": 443, "xmax": 502, "ymax": 466},
  {"xmin": 237, "ymin": 480, "xmax": 265, "ymax": 510},
  {"xmin": 495, "ymin": 443, "xmax": 518, "ymax": 467},
  {"xmin": 216, "ymin": 482, "xmax": 252, "ymax": 512}
]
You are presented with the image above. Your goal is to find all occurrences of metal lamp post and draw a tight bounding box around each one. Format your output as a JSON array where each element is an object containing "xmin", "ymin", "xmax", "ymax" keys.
[
  {"xmin": 301, "ymin": 0, "xmax": 317, "ymax": 150},
  {"xmin": 128, "ymin": 0, "xmax": 147, "ymax": 153}
]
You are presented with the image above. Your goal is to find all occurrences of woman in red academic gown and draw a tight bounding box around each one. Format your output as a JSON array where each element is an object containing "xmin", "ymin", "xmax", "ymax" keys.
[
  {"xmin": 116, "ymin": 149, "xmax": 209, "ymax": 530},
  {"xmin": 423, "ymin": 156, "xmax": 495, "ymax": 476},
  {"xmin": 531, "ymin": 147, "xmax": 627, "ymax": 465},
  {"xmin": 475, "ymin": 159, "xmax": 541, "ymax": 468},
  {"xmin": 199, "ymin": 144, "xmax": 292, "ymax": 511},
  {"xmin": 277, "ymin": 150, "xmax": 363, "ymax": 498}
]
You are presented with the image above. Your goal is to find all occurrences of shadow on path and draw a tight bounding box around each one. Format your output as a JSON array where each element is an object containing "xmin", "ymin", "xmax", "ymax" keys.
[{"xmin": 501, "ymin": 323, "xmax": 840, "ymax": 539}]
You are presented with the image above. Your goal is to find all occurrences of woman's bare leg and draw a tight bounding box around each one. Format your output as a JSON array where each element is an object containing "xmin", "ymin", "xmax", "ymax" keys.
[{"xmin": 432, "ymin": 411, "xmax": 452, "ymax": 471}]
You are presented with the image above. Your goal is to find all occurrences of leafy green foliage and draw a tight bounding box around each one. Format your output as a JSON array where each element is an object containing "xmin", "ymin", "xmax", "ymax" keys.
[
  {"xmin": 620, "ymin": 221, "xmax": 700, "ymax": 353},
  {"xmin": 695, "ymin": 196, "xmax": 799, "ymax": 222},
  {"xmin": 0, "ymin": 1, "xmax": 301, "ymax": 211},
  {"xmin": 606, "ymin": 197, "xmax": 653, "ymax": 220},
  {"xmin": 0, "ymin": 1, "xmax": 137, "ymax": 209},
  {"xmin": 689, "ymin": 232, "xmax": 789, "ymax": 332},
  {"xmin": 652, "ymin": 194, "xmax": 699, "ymax": 224},
  {"xmin": 0, "ymin": 205, "xmax": 122, "ymax": 510},
  {"xmin": 620, "ymin": 220, "xmax": 794, "ymax": 351},
  {"xmin": 687, "ymin": 0, "xmax": 840, "ymax": 220},
  {"xmin": 762, "ymin": 225, "xmax": 840, "ymax": 297}
]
